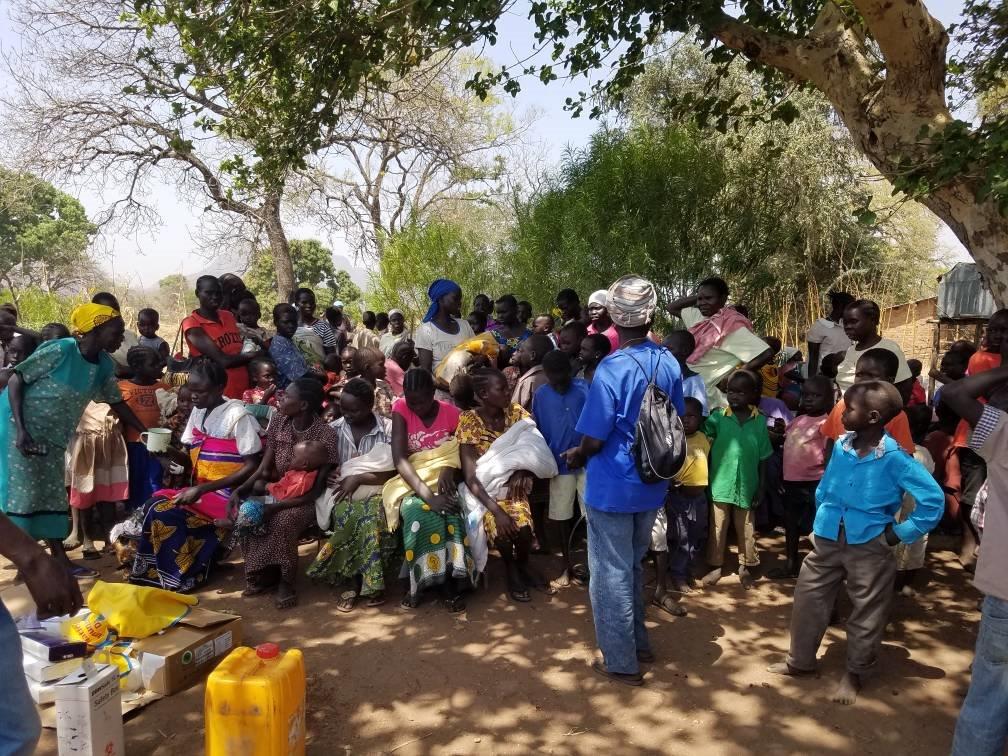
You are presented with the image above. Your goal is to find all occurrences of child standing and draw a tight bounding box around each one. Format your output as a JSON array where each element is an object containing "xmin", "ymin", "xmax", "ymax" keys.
[
  {"xmin": 137, "ymin": 308, "xmax": 170, "ymax": 362},
  {"xmin": 769, "ymin": 380, "xmax": 943, "ymax": 705},
  {"xmin": 770, "ymin": 375, "xmax": 834, "ymax": 579},
  {"xmin": 894, "ymin": 405, "xmax": 937, "ymax": 596},
  {"xmin": 663, "ymin": 397, "xmax": 710, "ymax": 597},
  {"xmin": 532, "ymin": 350, "xmax": 590, "ymax": 586},
  {"xmin": 118, "ymin": 346, "xmax": 170, "ymax": 509},
  {"xmin": 703, "ymin": 369, "xmax": 773, "ymax": 589},
  {"xmin": 0, "ymin": 333, "xmax": 39, "ymax": 390}
]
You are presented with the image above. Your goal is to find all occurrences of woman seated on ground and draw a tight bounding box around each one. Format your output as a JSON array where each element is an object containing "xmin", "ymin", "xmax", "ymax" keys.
[
  {"xmin": 229, "ymin": 377, "xmax": 338, "ymax": 609},
  {"xmin": 456, "ymin": 368, "xmax": 545, "ymax": 602},
  {"xmin": 307, "ymin": 378, "xmax": 396, "ymax": 611},
  {"xmin": 130, "ymin": 359, "xmax": 261, "ymax": 593},
  {"xmin": 390, "ymin": 368, "xmax": 473, "ymax": 611}
]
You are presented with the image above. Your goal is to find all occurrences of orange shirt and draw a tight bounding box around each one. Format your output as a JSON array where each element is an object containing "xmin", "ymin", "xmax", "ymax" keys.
[
  {"xmin": 821, "ymin": 399, "xmax": 915, "ymax": 454},
  {"xmin": 182, "ymin": 309, "xmax": 248, "ymax": 399},
  {"xmin": 118, "ymin": 380, "xmax": 169, "ymax": 443},
  {"xmin": 266, "ymin": 469, "xmax": 319, "ymax": 501},
  {"xmin": 952, "ymin": 351, "xmax": 1002, "ymax": 447}
]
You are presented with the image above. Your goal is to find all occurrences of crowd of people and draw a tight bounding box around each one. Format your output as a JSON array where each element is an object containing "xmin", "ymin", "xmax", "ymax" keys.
[{"xmin": 0, "ymin": 273, "xmax": 1007, "ymax": 755}]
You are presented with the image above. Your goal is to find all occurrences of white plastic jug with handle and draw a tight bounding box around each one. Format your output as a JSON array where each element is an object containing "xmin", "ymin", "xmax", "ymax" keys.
[{"xmin": 140, "ymin": 428, "xmax": 171, "ymax": 453}]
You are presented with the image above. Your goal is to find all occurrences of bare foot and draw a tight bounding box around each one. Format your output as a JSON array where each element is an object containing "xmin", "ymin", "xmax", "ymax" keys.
[
  {"xmin": 831, "ymin": 671, "xmax": 861, "ymax": 705},
  {"xmin": 739, "ymin": 566, "xmax": 755, "ymax": 590},
  {"xmin": 550, "ymin": 569, "xmax": 572, "ymax": 590},
  {"xmin": 701, "ymin": 567, "xmax": 723, "ymax": 586},
  {"xmin": 767, "ymin": 661, "xmax": 816, "ymax": 677}
]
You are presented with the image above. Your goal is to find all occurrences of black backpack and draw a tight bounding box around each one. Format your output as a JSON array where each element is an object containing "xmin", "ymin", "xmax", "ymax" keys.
[{"xmin": 625, "ymin": 348, "xmax": 687, "ymax": 484}]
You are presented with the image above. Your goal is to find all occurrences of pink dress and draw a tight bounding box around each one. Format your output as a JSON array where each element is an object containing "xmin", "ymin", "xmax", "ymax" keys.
[
  {"xmin": 587, "ymin": 322, "xmax": 619, "ymax": 354},
  {"xmin": 385, "ymin": 358, "xmax": 405, "ymax": 397},
  {"xmin": 782, "ymin": 413, "xmax": 828, "ymax": 482},
  {"xmin": 392, "ymin": 398, "xmax": 461, "ymax": 454}
]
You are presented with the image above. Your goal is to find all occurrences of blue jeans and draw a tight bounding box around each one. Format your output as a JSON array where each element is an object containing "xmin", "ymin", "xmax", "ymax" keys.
[
  {"xmin": 586, "ymin": 505, "xmax": 659, "ymax": 675},
  {"xmin": 952, "ymin": 595, "xmax": 1008, "ymax": 756},
  {"xmin": 0, "ymin": 602, "xmax": 41, "ymax": 756}
]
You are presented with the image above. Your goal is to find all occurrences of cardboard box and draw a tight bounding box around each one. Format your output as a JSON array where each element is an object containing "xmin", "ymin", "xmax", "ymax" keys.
[
  {"xmin": 132, "ymin": 607, "xmax": 241, "ymax": 696},
  {"xmin": 54, "ymin": 664, "xmax": 124, "ymax": 756}
]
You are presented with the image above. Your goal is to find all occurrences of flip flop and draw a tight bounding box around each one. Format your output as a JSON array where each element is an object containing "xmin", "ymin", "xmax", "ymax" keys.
[
  {"xmin": 443, "ymin": 594, "xmax": 466, "ymax": 613},
  {"xmin": 591, "ymin": 660, "xmax": 644, "ymax": 687},
  {"xmin": 81, "ymin": 549, "xmax": 102, "ymax": 561},
  {"xmin": 400, "ymin": 594, "xmax": 417, "ymax": 610},
  {"xmin": 365, "ymin": 593, "xmax": 386, "ymax": 608},
  {"xmin": 336, "ymin": 590, "xmax": 358, "ymax": 613},
  {"xmin": 68, "ymin": 565, "xmax": 99, "ymax": 579},
  {"xmin": 275, "ymin": 592, "xmax": 298, "ymax": 610},
  {"xmin": 651, "ymin": 594, "xmax": 687, "ymax": 617}
]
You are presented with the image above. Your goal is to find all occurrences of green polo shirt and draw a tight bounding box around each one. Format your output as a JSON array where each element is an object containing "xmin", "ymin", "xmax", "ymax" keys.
[{"xmin": 705, "ymin": 405, "xmax": 773, "ymax": 508}]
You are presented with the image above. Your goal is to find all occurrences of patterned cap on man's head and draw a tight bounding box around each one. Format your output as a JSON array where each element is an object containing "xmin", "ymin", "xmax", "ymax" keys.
[{"xmin": 606, "ymin": 275, "xmax": 657, "ymax": 327}]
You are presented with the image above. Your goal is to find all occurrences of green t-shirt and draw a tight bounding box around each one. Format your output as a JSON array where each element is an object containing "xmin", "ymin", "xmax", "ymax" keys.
[{"xmin": 705, "ymin": 406, "xmax": 773, "ymax": 508}]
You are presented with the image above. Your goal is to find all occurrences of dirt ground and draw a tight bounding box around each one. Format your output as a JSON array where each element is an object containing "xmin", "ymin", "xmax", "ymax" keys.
[{"xmin": 12, "ymin": 530, "xmax": 979, "ymax": 756}]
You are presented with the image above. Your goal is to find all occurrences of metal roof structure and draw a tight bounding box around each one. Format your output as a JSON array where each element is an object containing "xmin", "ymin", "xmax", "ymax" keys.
[{"xmin": 937, "ymin": 262, "xmax": 996, "ymax": 320}]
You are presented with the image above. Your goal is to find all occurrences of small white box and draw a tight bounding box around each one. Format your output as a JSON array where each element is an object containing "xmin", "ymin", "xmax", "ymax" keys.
[
  {"xmin": 54, "ymin": 664, "xmax": 124, "ymax": 756},
  {"xmin": 27, "ymin": 677, "xmax": 57, "ymax": 705}
]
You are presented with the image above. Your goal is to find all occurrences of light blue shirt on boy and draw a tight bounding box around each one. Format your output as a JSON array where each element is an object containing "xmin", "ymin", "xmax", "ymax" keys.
[{"xmin": 814, "ymin": 431, "xmax": 943, "ymax": 545}]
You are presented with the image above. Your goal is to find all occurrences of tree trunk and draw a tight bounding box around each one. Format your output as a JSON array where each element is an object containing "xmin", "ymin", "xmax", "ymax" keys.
[
  {"xmin": 263, "ymin": 193, "xmax": 296, "ymax": 302},
  {"xmin": 713, "ymin": 0, "xmax": 1008, "ymax": 305}
]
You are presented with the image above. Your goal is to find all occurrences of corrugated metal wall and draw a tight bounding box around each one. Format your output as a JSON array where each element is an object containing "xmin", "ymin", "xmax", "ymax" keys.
[{"xmin": 938, "ymin": 263, "xmax": 997, "ymax": 319}]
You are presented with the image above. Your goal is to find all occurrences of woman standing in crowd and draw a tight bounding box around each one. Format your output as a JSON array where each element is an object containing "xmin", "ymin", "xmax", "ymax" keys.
[
  {"xmin": 295, "ymin": 288, "xmax": 338, "ymax": 361},
  {"xmin": 131, "ymin": 359, "xmax": 261, "ymax": 592},
  {"xmin": 415, "ymin": 279, "xmax": 475, "ymax": 393},
  {"xmin": 667, "ymin": 276, "xmax": 773, "ymax": 409},
  {"xmin": 380, "ymin": 310, "xmax": 410, "ymax": 356},
  {"xmin": 235, "ymin": 378, "xmax": 338, "ymax": 609},
  {"xmin": 1, "ymin": 303, "xmax": 147, "ymax": 574},
  {"xmin": 834, "ymin": 298, "xmax": 913, "ymax": 399},
  {"xmin": 183, "ymin": 275, "xmax": 262, "ymax": 399},
  {"xmin": 489, "ymin": 294, "xmax": 532, "ymax": 368},
  {"xmin": 586, "ymin": 290, "xmax": 619, "ymax": 354},
  {"xmin": 390, "ymin": 368, "xmax": 472, "ymax": 611}
]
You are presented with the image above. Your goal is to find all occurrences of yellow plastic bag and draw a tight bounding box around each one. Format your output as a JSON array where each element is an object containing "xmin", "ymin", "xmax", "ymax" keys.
[
  {"xmin": 87, "ymin": 581, "xmax": 198, "ymax": 639},
  {"xmin": 67, "ymin": 612, "xmax": 110, "ymax": 646},
  {"xmin": 434, "ymin": 332, "xmax": 500, "ymax": 384}
]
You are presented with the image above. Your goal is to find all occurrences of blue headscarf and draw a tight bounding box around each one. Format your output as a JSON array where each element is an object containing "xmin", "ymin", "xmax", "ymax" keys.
[{"xmin": 422, "ymin": 278, "xmax": 462, "ymax": 323}]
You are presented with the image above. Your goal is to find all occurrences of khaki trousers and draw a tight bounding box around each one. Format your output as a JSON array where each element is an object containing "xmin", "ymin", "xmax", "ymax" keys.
[
  {"xmin": 786, "ymin": 526, "xmax": 897, "ymax": 675},
  {"xmin": 707, "ymin": 501, "xmax": 759, "ymax": 568}
]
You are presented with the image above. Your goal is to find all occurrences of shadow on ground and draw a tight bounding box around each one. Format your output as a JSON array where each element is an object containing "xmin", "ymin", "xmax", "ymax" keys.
[{"xmin": 13, "ymin": 532, "xmax": 977, "ymax": 755}]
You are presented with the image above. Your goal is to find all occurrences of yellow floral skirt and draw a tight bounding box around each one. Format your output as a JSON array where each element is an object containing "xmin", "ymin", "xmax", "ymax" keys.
[{"xmin": 482, "ymin": 497, "xmax": 533, "ymax": 542}]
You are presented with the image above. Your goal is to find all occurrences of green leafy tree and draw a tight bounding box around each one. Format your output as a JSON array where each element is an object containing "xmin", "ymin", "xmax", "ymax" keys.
[
  {"xmin": 246, "ymin": 239, "xmax": 360, "ymax": 309},
  {"xmin": 506, "ymin": 49, "xmax": 942, "ymax": 342},
  {"xmin": 368, "ymin": 211, "xmax": 504, "ymax": 323},
  {"xmin": 0, "ymin": 167, "xmax": 98, "ymax": 303},
  {"xmin": 130, "ymin": 0, "xmax": 1008, "ymax": 301}
]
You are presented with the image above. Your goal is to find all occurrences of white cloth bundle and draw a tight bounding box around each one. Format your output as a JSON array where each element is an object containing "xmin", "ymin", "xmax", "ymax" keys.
[
  {"xmin": 315, "ymin": 443, "xmax": 395, "ymax": 529},
  {"xmin": 459, "ymin": 418, "xmax": 559, "ymax": 573}
]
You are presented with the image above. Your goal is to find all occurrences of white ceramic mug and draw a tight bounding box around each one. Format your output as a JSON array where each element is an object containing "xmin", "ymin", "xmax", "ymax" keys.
[{"xmin": 140, "ymin": 428, "xmax": 172, "ymax": 453}]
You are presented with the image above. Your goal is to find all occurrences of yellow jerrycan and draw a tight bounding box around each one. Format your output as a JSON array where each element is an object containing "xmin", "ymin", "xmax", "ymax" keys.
[{"xmin": 205, "ymin": 643, "xmax": 306, "ymax": 756}]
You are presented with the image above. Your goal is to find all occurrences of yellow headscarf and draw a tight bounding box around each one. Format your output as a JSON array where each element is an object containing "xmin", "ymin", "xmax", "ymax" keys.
[{"xmin": 70, "ymin": 303, "xmax": 120, "ymax": 335}]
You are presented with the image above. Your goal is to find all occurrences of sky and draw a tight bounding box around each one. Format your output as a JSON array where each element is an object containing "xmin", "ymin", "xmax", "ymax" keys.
[{"xmin": 0, "ymin": 0, "xmax": 970, "ymax": 291}]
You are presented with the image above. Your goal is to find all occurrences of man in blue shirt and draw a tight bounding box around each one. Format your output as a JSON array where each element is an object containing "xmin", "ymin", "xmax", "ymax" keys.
[
  {"xmin": 564, "ymin": 275, "xmax": 684, "ymax": 686},
  {"xmin": 533, "ymin": 350, "xmax": 591, "ymax": 586},
  {"xmin": 769, "ymin": 379, "xmax": 942, "ymax": 706}
]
